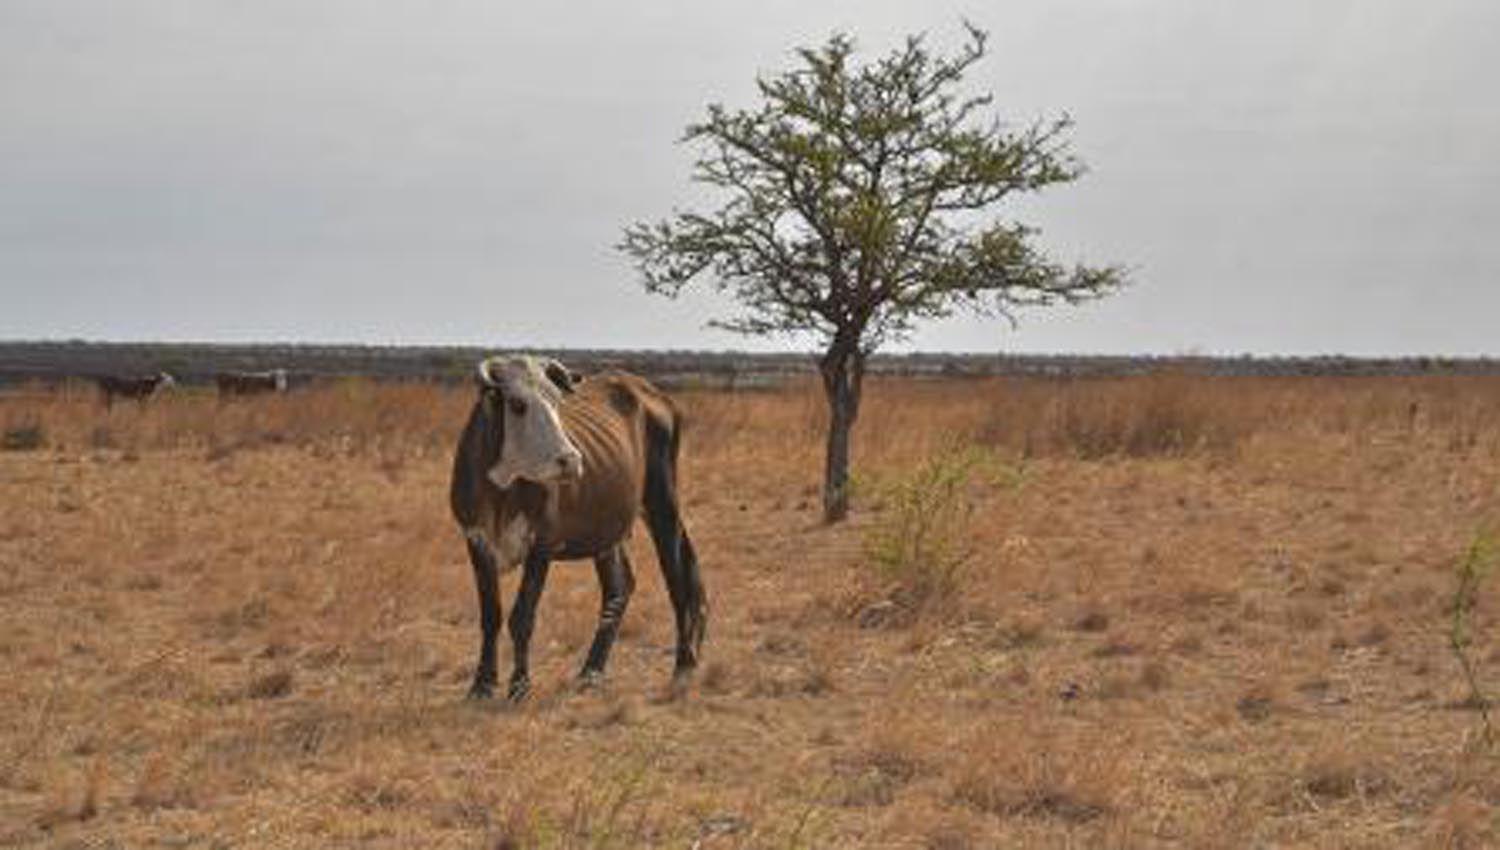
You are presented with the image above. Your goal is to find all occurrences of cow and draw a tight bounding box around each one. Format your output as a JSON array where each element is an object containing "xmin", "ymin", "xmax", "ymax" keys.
[
  {"xmin": 450, "ymin": 354, "xmax": 707, "ymax": 701},
  {"xmin": 216, "ymin": 369, "xmax": 289, "ymax": 399},
  {"xmin": 95, "ymin": 372, "xmax": 176, "ymax": 408}
]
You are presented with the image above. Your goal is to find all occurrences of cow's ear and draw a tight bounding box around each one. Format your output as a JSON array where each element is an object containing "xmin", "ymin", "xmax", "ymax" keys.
[{"xmin": 543, "ymin": 359, "xmax": 580, "ymax": 394}]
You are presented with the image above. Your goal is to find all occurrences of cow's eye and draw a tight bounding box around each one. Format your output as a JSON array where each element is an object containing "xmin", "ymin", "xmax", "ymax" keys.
[{"xmin": 507, "ymin": 397, "xmax": 528, "ymax": 417}]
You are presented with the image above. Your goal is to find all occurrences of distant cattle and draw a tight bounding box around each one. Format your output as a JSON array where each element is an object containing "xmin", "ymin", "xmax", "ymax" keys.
[
  {"xmin": 450, "ymin": 355, "xmax": 707, "ymax": 701},
  {"xmin": 95, "ymin": 372, "xmax": 176, "ymax": 408},
  {"xmin": 215, "ymin": 369, "xmax": 288, "ymax": 399}
]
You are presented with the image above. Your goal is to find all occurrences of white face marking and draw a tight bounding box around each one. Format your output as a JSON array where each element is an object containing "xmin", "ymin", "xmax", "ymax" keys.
[{"xmin": 480, "ymin": 356, "xmax": 584, "ymax": 488}]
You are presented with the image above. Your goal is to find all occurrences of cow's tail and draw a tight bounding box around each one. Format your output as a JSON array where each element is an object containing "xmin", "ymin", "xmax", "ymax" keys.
[{"xmin": 644, "ymin": 398, "xmax": 708, "ymax": 664}]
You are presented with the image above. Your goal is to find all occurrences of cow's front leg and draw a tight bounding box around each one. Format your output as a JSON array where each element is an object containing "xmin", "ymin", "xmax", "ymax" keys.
[
  {"xmin": 580, "ymin": 546, "xmax": 636, "ymax": 687},
  {"xmin": 463, "ymin": 528, "xmax": 503, "ymax": 699},
  {"xmin": 506, "ymin": 545, "xmax": 552, "ymax": 702}
]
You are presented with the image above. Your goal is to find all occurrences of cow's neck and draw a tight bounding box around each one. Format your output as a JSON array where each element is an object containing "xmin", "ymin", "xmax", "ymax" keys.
[{"xmin": 495, "ymin": 480, "xmax": 557, "ymax": 565}]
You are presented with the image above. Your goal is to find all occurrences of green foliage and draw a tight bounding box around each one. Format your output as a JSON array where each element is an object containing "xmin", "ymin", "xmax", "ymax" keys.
[
  {"xmin": 864, "ymin": 443, "xmax": 1008, "ymax": 614},
  {"xmin": 509, "ymin": 744, "xmax": 661, "ymax": 849},
  {"xmin": 1451, "ymin": 528, "xmax": 1498, "ymax": 748},
  {"xmin": 776, "ymin": 775, "xmax": 834, "ymax": 850},
  {"xmin": 621, "ymin": 23, "xmax": 1125, "ymax": 352}
]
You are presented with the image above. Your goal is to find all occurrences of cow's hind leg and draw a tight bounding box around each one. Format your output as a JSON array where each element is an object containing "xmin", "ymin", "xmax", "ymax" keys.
[
  {"xmin": 580, "ymin": 546, "xmax": 636, "ymax": 687},
  {"xmin": 463, "ymin": 530, "xmax": 503, "ymax": 699},
  {"xmin": 643, "ymin": 420, "xmax": 708, "ymax": 679},
  {"xmin": 506, "ymin": 546, "xmax": 552, "ymax": 702}
]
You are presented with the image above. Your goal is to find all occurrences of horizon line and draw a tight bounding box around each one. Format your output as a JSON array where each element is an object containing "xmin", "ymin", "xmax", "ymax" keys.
[{"xmin": 2, "ymin": 337, "xmax": 1497, "ymax": 362}]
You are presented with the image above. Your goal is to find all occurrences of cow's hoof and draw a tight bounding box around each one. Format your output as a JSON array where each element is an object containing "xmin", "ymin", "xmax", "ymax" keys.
[
  {"xmin": 506, "ymin": 678, "xmax": 531, "ymax": 703},
  {"xmin": 466, "ymin": 681, "xmax": 495, "ymax": 700},
  {"xmin": 667, "ymin": 669, "xmax": 694, "ymax": 701},
  {"xmin": 577, "ymin": 669, "xmax": 606, "ymax": 691}
]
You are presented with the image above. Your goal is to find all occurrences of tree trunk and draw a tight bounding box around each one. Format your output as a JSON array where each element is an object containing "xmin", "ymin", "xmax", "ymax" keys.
[{"xmin": 819, "ymin": 344, "xmax": 865, "ymax": 523}]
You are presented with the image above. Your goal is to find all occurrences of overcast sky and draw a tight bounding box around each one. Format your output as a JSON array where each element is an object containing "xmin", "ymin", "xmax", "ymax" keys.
[{"xmin": 3, "ymin": 1, "xmax": 1497, "ymax": 355}]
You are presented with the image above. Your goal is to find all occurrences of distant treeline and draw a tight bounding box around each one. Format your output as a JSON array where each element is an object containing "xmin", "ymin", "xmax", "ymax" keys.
[{"xmin": 2, "ymin": 340, "xmax": 1497, "ymax": 389}]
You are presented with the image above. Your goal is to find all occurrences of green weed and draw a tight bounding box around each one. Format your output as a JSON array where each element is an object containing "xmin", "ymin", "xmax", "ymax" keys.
[{"xmin": 1450, "ymin": 528, "xmax": 1498, "ymax": 748}]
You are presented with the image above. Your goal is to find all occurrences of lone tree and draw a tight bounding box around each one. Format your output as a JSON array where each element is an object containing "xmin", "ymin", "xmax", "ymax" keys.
[{"xmin": 621, "ymin": 25, "xmax": 1126, "ymax": 522}]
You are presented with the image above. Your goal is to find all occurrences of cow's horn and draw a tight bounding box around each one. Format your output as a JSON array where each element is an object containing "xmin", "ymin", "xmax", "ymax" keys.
[{"xmin": 477, "ymin": 358, "xmax": 499, "ymax": 386}]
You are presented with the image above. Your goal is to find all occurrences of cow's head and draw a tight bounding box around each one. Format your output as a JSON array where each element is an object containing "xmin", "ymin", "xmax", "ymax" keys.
[
  {"xmin": 156, "ymin": 372, "xmax": 177, "ymax": 391},
  {"xmin": 475, "ymin": 355, "xmax": 583, "ymax": 489}
]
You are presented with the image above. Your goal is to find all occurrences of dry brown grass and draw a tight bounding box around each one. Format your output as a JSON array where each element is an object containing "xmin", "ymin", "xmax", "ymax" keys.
[{"xmin": 2, "ymin": 372, "xmax": 1499, "ymax": 847}]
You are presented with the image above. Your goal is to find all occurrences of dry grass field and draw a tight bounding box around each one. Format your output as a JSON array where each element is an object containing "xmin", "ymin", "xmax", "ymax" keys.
[{"xmin": 2, "ymin": 373, "xmax": 1498, "ymax": 848}]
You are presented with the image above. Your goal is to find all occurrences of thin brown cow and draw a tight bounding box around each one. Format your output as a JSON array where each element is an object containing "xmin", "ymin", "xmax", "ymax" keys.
[{"xmin": 449, "ymin": 355, "xmax": 707, "ymax": 701}]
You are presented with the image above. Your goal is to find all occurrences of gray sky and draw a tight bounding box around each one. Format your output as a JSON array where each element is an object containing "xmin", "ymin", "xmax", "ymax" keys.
[{"xmin": 3, "ymin": 1, "xmax": 1497, "ymax": 356}]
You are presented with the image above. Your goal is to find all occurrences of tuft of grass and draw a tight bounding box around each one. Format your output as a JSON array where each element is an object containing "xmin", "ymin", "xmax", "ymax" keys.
[
  {"xmin": 1450, "ymin": 528, "xmax": 1499, "ymax": 748},
  {"xmin": 951, "ymin": 725, "xmax": 1119, "ymax": 824},
  {"xmin": 1073, "ymin": 608, "xmax": 1110, "ymax": 632},
  {"xmin": 246, "ymin": 668, "xmax": 296, "ymax": 700},
  {"xmin": 770, "ymin": 775, "xmax": 835, "ymax": 850},
  {"xmin": 1297, "ymin": 746, "xmax": 1391, "ymax": 803},
  {"xmin": 829, "ymin": 715, "xmax": 927, "ymax": 809},
  {"xmin": 79, "ymin": 756, "xmax": 106, "ymax": 821},
  {"xmin": 343, "ymin": 764, "xmax": 418, "ymax": 812},
  {"xmin": 513, "ymin": 746, "xmax": 667, "ymax": 850},
  {"xmin": 1427, "ymin": 792, "xmax": 1493, "ymax": 850},
  {"xmin": 1139, "ymin": 660, "xmax": 1172, "ymax": 692},
  {"xmin": 1235, "ymin": 679, "xmax": 1285, "ymax": 724},
  {"xmin": 131, "ymin": 753, "xmax": 193, "ymax": 812},
  {"xmin": 862, "ymin": 444, "xmax": 999, "ymax": 620},
  {"xmin": 488, "ymin": 802, "xmax": 540, "ymax": 850}
]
